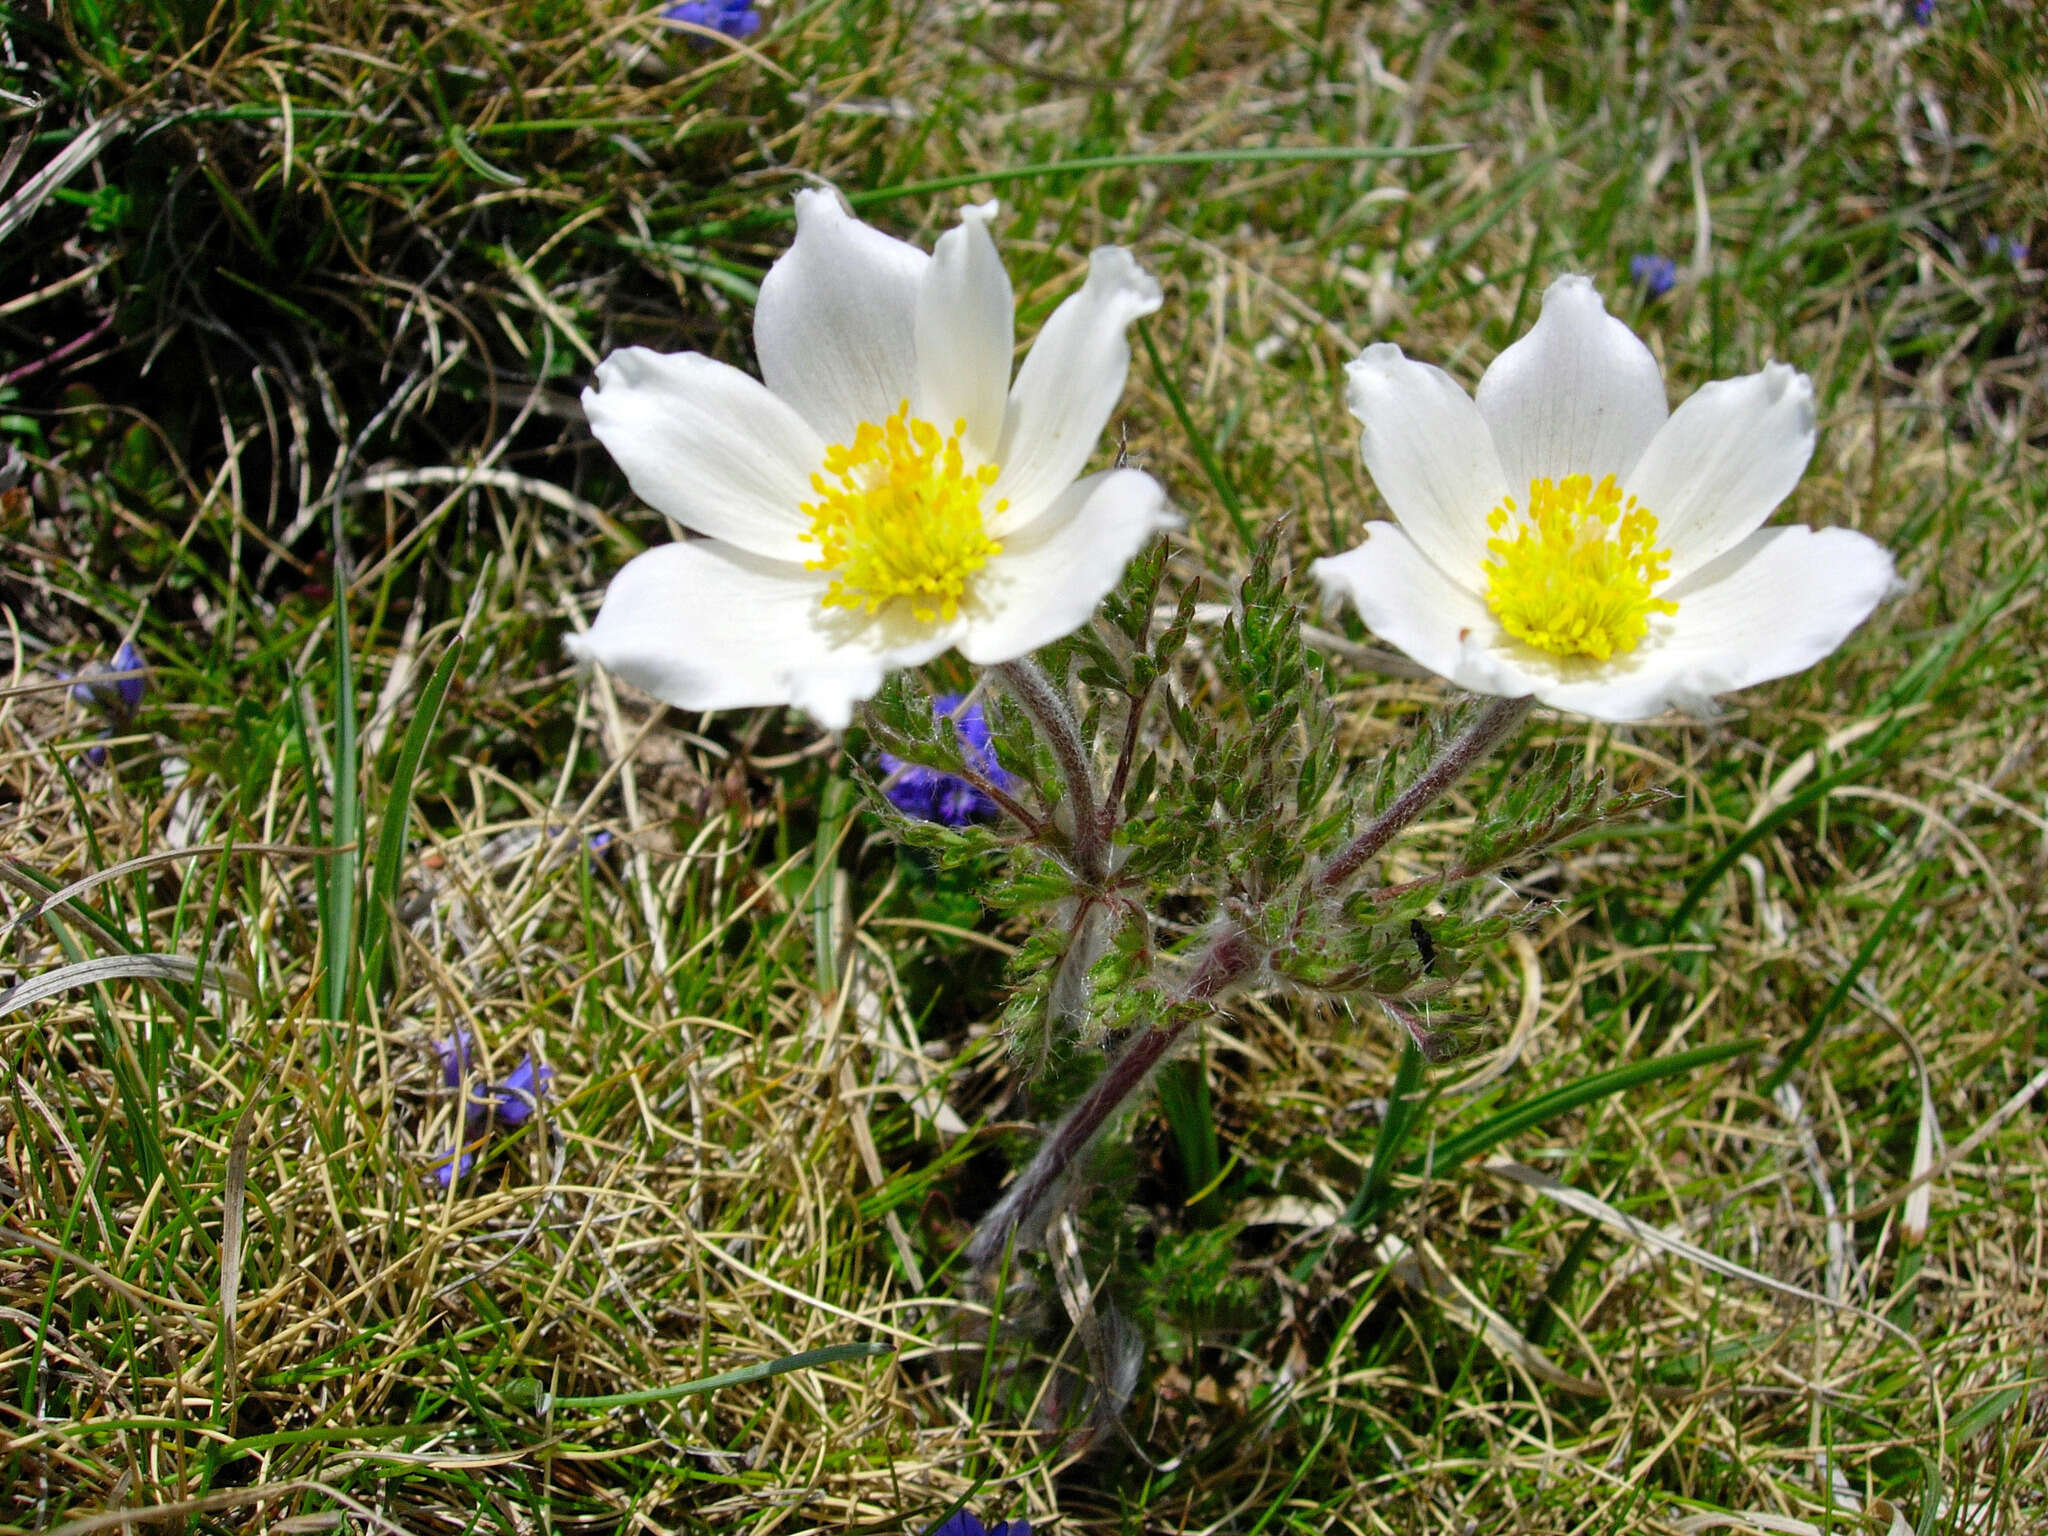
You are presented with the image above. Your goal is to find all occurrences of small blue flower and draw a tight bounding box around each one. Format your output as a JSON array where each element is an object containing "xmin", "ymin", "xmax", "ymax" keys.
[
  {"xmin": 68, "ymin": 639, "xmax": 147, "ymax": 715},
  {"xmin": 433, "ymin": 1144, "xmax": 480, "ymax": 1186},
  {"xmin": 432, "ymin": 1030, "xmax": 554, "ymax": 1185},
  {"xmin": 1912, "ymin": 0, "xmax": 1934, "ymax": 24},
  {"xmin": 661, "ymin": 0, "xmax": 761, "ymax": 39},
  {"xmin": 1629, "ymin": 253, "xmax": 1678, "ymax": 298},
  {"xmin": 549, "ymin": 824, "xmax": 618, "ymax": 864},
  {"xmin": 65, "ymin": 640, "xmax": 147, "ymax": 765},
  {"xmin": 879, "ymin": 694, "xmax": 1013, "ymax": 826},
  {"xmin": 931, "ymin": 1515, "xmax": 1030, "ymax": 1536},
  {"xmin": 490, "ymin": 1054, "xmax": 554, "ymax": 1127},
  {"xmin": 1983, "ymin": 234, "xmax": 2029, "ymax": 266},
  {"xmin": 111, "ymin": 640, "xmax": 145, "ymax": 711},
  {"xmin": 437, "ymin": 1027, "xmax": 479, "ymax": 1102}
]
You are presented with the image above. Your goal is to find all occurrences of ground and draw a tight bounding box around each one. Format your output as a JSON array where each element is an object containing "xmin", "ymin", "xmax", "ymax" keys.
[{"xmin": 0, "ymin": 0, "xmax": 2045, "ymax": 1531}]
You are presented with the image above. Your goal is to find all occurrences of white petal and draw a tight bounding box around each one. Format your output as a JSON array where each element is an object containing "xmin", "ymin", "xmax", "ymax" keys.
[
  {"xmin": 1623, "ymin": 362, "xmax": 1817, "ymax": 580},
  {"xmin": 915, "ymin": 200, "xmax": 1014, "ymax": 462},
  {"xmin": 1529, "ymin": 526, "xmax": 1895, "ymax": 721},
  {"xmin": 1311, "ymin": 524, "xmax": 1536, "ymax": 700},
  {"xmin": 1475, "ymin": 275, "xmax": 1669, "ymax": 489},
  {"xmin": 754, "ymin": 188, "xmax": 928, "ymax": 446},
  {"xmin": 568, "ymin": 540, "xmax": 961, "ymax": 731},
  {"xmin": 1345, "ymin": 344, "xmax": 1511, "ymax": 588},
  {"xmin": 958, "ymin": 469, "xmax": 1177, "ymax": 663},
  {"xmin": 990, "ymin": 247, "xmax": 1162, "ymax": 532},
  {"xmin": 582, "ymin": 349, "xmax": 824, "ymax": 562}
]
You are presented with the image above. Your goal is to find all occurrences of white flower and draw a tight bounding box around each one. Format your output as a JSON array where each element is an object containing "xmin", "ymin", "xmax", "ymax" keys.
[
  {"xmin": 569, "ymin": 189, "xmax": 1176, "ymax": 730},
  {"xmin": 1313, "ymin": 276, "xmax": 1897, "ymax": 721}
]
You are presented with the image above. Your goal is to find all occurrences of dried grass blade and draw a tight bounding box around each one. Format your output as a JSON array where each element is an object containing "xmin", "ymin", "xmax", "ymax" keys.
[
  {"xmin": 218, "ymin": 1075, "xmax": 268, "ymax": 1412},
  {"xmin": 1487, "ymin": 1157, "xmax": 1836, "ymax": 1305},
  {"xmin": 1380, "ymin": 1233, "xmax": 1603, "ymax": 1399},
  {"xmin": 3, "ymin": 843, "xmax": 328, "ymax": 936},
  {"xmin": 543, "ymin": 1340, "xmax": 892, "ymax": 1414},
  {"xmin": 0, "ymin": 109, "xmax": 130, "ymax": 246},
  {"xmin": 1904, "ymin": 1082, "xmax": 1938, "ymax": 1245},
  {"xmin": 0, "ymin": 954, "xmax": 252, "ymax": 1020},
  {"xmin": 42, "ymin": 1479, "xmax": 414, "ymax": 1536}
]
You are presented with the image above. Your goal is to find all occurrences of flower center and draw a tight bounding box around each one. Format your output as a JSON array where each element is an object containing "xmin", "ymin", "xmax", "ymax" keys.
[
  {"xmin": 801, "ymin": 402, "xmax": 1005, "ymax": 624},
  {"xmin": 1481, "ymin": 473, "xmax": 1677, "ymax": 661}
]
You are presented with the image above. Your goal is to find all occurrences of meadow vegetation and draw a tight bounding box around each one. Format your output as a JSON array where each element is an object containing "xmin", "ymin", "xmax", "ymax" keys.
[{"xmin": 0, "ymin": 0, "xmax": 2044, "ymax": 1529}]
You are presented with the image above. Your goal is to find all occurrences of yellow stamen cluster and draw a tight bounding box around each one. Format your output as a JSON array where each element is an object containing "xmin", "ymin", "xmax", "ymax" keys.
[
  {"xmin": 801, "ymin": 402, "xmax": 1004, "ymax": 623},
  {"xmin": 1481, "ymin": 473, "xmax": 1677, "ymax": 661}
]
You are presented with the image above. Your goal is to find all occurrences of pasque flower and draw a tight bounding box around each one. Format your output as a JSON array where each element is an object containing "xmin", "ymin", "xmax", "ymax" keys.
[
  {"xmin": 570, "ymin": 190, "xmax": 1175, "ymax": 730},
  {"xmin": 1314, "ymin": 276, "xmax": 1895, "ymax": 720}
]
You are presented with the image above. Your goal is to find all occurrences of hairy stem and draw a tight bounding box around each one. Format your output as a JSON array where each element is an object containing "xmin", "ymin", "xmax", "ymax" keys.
[
  {"xmin": 966, "ymin": 923, "xmax": 1257, "ymax": 1268},
  {"xmin": 968, "ymin": 694, "xmax": 1532, "ymax": 1265},
  {"xmin": 995, "ymin": 657, "xmax": 1109, "ymax": 884},
  {"xmin": 1100, "ymin": 677, "xmax": 1153, "ymax": 840},
  {"xmin": 1316, "ymin": 694, "xmax": 1533, "ymax": 895}
]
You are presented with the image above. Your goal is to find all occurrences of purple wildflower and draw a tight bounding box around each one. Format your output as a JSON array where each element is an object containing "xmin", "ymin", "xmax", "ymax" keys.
[
  {"xmin": 1911, "ymin": 0, "xmax": 1934, "ymax": 23},
  {"xmin": 1629, "ymin": 253, "xmax": 1678, "ymax": 298},
  {"xmin": 931, "ymin": 1515, "xmax": 1030, "ymax": 1536},
  {"xmin": 1983, "ymin": 235, "xmax": 2029, "ymax": 266},
  {"xmin": 490, "ymin": 1054, "xmax": 554, "ymax": 1127},
  {"xmin": 65, "ymin": 640, "xmax": 147, "ymax": 766},
  {"xmin": 68, "ymin": 640, "xmax": 147, "ymax": 715},
  {"xmin": 111, "ymin": 641, "xmax": 145, "ymax": 711},
  {"xmin": 879, "ymin": 694, "xmax": 1013, "ymax": 826},
  {"xmin": 433, "ymin": 1145, "xmax": 480, "ymax": 1187},
  {"xmin": 661, "ymin": 0, "xmax": 761, "ymax": 39},
  {"xmin": 436, "ymin": 1027, "xmax": 481, "ymax": 1105},
  {"xmin": 431, "ymin": 1030, "xmax": 554, "ymax": 1185}
]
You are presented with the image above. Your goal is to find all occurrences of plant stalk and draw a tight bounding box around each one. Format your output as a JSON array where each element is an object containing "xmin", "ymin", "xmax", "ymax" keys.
[
  {"xmin": 968, "ymin": 692, "xmax": 1535, "ymax": 1264},
  {"xmin": 1315, "ymin": 694, "xmax": 1533, "ymax": 895},
  {"xmin": 995, "ymin": 657, "xmax": 1109, "ymax": 884},
  {"xmin": 967, "ymin": 923, "xmax": 1257, "ymax": 1268}
]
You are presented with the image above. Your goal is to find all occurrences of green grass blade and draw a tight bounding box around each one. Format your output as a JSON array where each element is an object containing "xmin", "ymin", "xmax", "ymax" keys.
[
  {"xmin": 1139, "ymin": 318, "xmax": 1252, "ymax": 548},
  {"xmin": 543, "ymin": 1341, "xmax": 892, "ymax": 1413},
  {"xmin": 850, "ymin": 143, "xmax": 1465, "ymax": 204},
  {"xmin": 1759, "ymin": 859, "xmax": 1931, "ymax": 1095},
  {"xmin": 1157, "ymin": 1049, "xmax": 1222, "ymax": 1222},
  {"xmin": 1348, "ymin": 1038, "xmax": 1760, "ymax": 1230},
  {"xmin": 683, "ymin": 145, "xmax": 1468, "ymax": 241},
  {"xmin": 285, "ymin": 679, "xmax": 331, "ymax": 989},
  {"xmin": 323, "ymin": 526, "xmax": 360, "ymax": 1023},
  {"xmin": 1350, "ymin": 1039, "xmax": 1428, "ymax": 1225},
  {"xmin": 1424, "ymin": 1039, "xmax": 1759, "ymax": 1182},
  {"xmin": 360, "ymin": 632, "xmax": 466, "ymax": 1002},
  {"xmin": 811, "ymin": 773, "xmax": 855, "ymax": 992}
]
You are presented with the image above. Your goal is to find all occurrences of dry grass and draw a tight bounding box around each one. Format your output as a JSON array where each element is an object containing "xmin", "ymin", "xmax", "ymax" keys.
[{"xmin": 0, "ymin": 0, "xmax": 2044, "ymax": 1529}]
